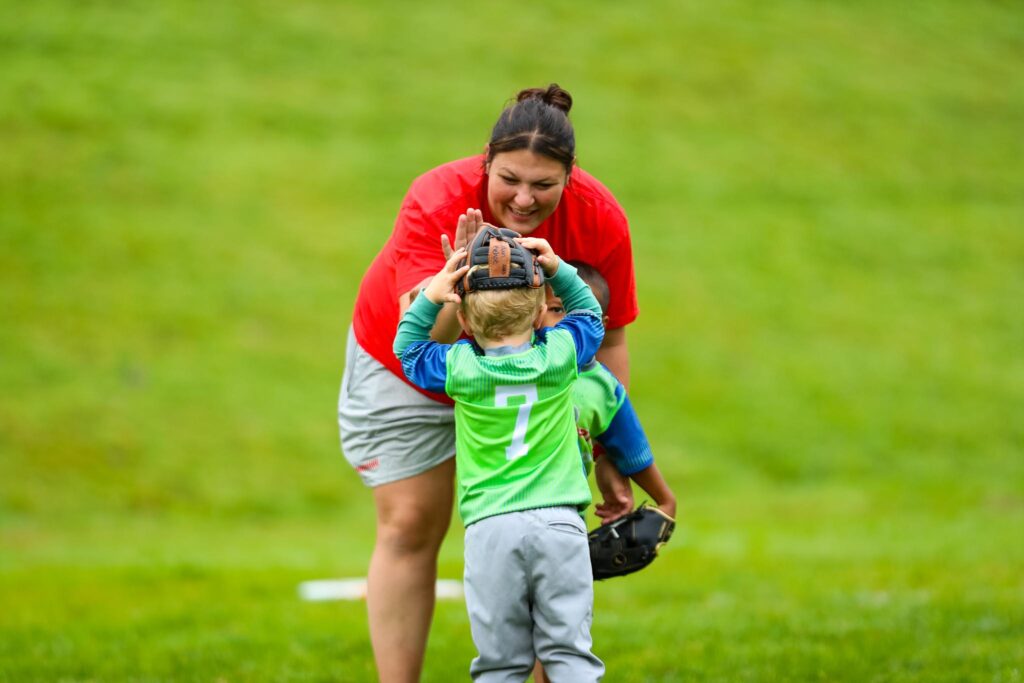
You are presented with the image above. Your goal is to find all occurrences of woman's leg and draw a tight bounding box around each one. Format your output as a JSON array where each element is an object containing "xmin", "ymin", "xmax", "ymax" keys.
[{"xmin": 367, "ymin": 458, "xmax": 455, "ymax": 683}]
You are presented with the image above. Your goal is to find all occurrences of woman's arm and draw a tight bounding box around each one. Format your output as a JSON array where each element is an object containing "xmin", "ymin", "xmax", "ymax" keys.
[
  {"xmin": 629, "ymin": 463, "xmax": 677, "ymax": 520},
  {"xmin": 596, "ymin": 326, "xmax": 630, "ymax": 389},
  {"xmin": 593, "ymin": 325, "xmax": 634, "ymax": 522}
]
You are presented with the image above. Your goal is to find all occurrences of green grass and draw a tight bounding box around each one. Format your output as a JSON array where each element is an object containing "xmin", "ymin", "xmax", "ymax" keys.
[{"xmin": 2, "ymin": 0, "xmax": 1023, "ymax": 680}]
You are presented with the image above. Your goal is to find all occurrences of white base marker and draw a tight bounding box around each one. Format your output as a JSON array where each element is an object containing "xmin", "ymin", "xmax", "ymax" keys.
[{"xmin": 298, "ymin": 578, "xmax": 464, "ymax": 602}]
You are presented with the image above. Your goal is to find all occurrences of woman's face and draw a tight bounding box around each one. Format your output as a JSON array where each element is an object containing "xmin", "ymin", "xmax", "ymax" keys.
[{"xmin": 486, "ymin": 149, "xmax": 569, "ymax": 235}]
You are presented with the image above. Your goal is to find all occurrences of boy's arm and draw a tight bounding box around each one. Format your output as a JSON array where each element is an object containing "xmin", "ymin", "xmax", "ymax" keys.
[
  {"xmin": 591, "ymin": 379, "xmax": 654, "ymax": 525},
  {"xmin": 593, "ymin": 382, "xmax": 677, "ymax": 519},
  {"xmin": 393, "ymin": 245, "xmax": 470, "ymax": 393},
  {"xmin": 629, "ymin": 463, "xmax": 676, "ymax": 520},
  {"xmin": 548, "ymin": 259, "xmax": 602, "ymax": 317},
  {"xmin": 594, "ymin": 391, "xmax": 655, "ymax": 476},
  {"xmin": 393, "ymin": 292, "xmax": 451, "ymax": 394},
  {"xmin": 547, "ymin": 260, "xmax": 605, "ymax": 367}
]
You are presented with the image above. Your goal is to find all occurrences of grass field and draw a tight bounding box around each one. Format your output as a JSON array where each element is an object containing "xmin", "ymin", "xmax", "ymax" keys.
[{"xmin": 2, "ymin": 0, "xmax": 1023, "ymax": 681}]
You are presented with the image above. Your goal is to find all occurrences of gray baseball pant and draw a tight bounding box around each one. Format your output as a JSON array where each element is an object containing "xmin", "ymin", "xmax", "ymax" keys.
[{"xmin": 463, "ymin": 506, "xmax": 604, "ymax": 682}]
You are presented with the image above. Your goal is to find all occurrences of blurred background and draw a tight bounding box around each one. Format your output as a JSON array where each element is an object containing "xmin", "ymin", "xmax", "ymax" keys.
[{"xmin": 2, "ymin": 0, "xmax": 1022, "ymax": 680}]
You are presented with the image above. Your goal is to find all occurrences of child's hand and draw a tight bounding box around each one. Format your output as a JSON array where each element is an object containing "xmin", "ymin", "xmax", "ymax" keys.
[
  {"xmin": 593, "ymin": 458, "xmax": 634, "ymax": 525},
  {"xmin": 594, "ymin": 496, "xmax": 633, "ymax": 525},
  {"xmin": 626, "ymin": 463, "xmax": 676, "ymax": 523},
  {"xmin": 515, "ymin": 236, "xmax": 559, "ymax": 277},
  {"xmin": 657, "ymin": 498, "xmax": 677, "ymax": 521},
  {"xmin": 422, "ymin": 247, "xmax": 470, "ymax": 305}
]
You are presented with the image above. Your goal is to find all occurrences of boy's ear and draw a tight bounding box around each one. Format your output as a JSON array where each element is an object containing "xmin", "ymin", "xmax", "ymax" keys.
[
  {"xmin": 533, "ymin": 303, "xmax": 548, "ymax": 330},
  {"xmin": 457, "ymin": 308, "xmax": 474, "ymax": 337},
  {"xmin": 602, "ymin": 313, "xmax": 610, "ymax": 328}
]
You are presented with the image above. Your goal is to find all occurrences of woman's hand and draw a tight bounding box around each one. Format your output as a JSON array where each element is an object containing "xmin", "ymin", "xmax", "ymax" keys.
[
  {"xmin": 514, "ymin": 236, "xmax": 559, "ymax": 276},
  {"xmin": 423, "ymin": 248, "xmax": 470, "ymax": 305},
  {"xmin": 442, "ymin": 209, "xmax": 484, "ymax": 259}
]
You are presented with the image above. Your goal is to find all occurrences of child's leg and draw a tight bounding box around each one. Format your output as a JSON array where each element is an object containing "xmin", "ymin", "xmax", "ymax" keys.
[
  {"xmin": 464, "ymin": 513, "xmax": 536, "ymax": 682},
  {"xmin": 529, "ymin": 507, "xmax": 605, "ymax": 682}
]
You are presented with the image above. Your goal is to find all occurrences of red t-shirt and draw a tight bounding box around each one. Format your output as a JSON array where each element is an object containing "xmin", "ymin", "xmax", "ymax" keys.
[{"xmin": 352, "ymin": 155, "xmax": 638, "ymax": 403}]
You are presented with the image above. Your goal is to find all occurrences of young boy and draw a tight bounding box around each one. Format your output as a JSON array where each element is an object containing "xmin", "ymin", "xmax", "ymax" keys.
[
  {"xmin": 542, "ymin": 261, "xmax": 676, "ymax": 522},
  {"xmin": 531, "ymin": 262, "xmax": 678, "ymax": 683},
  {"xmin": 393, "ymin": 226, "xmax": 606, "ymax": 682}
]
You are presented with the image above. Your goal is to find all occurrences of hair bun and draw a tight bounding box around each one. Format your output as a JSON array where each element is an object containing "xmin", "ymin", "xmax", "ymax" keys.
[
  {"xmin": 490, "ymin": 84, "xmax": 577, "ymax": 174},
  {"xmin": 516, "ymin": 83, "xmax": 573, "ymax": 115}
]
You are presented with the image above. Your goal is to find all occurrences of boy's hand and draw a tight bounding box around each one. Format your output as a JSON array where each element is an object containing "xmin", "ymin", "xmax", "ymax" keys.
[
  {"xmin": 442, "ymin": 209, "xmax": 484, "ymax": 260},
  {"xmin": 515, "ymin": 236, "xmax": 559, "ymax": 277},
  {"xmin": 594, "ymin": 496, "xmax": 633, "ymax": 524},
  {"xmin": 593, "ymin": 458, "xmax": 634, "ymax": 524},
  {"xmin": 657, "ymin": 499, "xmax": 677, "ymax": 521},
  {"xmin": 422, "ymin": 247, "xmax": 470, "ymax": 305}
]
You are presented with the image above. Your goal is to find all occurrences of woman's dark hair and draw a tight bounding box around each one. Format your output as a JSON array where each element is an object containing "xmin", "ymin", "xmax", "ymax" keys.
[{"xmin": 486, "ymin": 84, "xmax": 575, "ymax": 175}]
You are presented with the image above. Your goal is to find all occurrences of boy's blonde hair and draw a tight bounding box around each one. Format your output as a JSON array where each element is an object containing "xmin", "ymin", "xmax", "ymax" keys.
[{"xmin": 462, "ymin": 287, "xmax": 546, "ymax": 341}]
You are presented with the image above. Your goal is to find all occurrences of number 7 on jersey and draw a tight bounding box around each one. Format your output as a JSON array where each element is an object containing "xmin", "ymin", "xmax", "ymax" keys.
[{"xmin": 495, "ymin": 384, "xmax": 538, "ymax": 460}]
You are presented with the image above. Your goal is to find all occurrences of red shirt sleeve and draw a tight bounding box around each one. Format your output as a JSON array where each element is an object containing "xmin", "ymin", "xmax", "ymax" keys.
[
  {"xmin": 392, "ymin": 198, "xmax": 451, "ymax": 297},
  {"xmin": 589, "ymin": 198, "xmax": 638, "ymax": 331}
]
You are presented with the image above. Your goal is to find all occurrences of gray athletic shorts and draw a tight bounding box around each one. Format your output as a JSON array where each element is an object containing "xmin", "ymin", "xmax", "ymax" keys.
[{"xmin": 337, "ymin": 327, "xmax": 456, "ymax": 487}]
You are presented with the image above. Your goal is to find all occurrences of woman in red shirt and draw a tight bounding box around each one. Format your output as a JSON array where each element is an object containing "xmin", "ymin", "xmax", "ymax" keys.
[{"xmin": 339, "ymin": 84, "xmax": 638, "ymax": 682}]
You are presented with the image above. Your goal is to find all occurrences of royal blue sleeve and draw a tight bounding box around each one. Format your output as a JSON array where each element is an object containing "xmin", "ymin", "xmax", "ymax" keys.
[
  {"xmin": 393, "ymin": 292, "xmax": 450, "ymax": 394},
  {"xmin": 555, "ymin": 314, "xmax": 605, "ymax": 371},
  {"xmin": 548, "ymin": 260, "xmax": 605, "ymax": 368},
  {"xmin": 398, "ymin": 340, "xmax": 450, "ymax": 394},
  {"xmin": 595, "ymin": 392, "xmax": 655, "ymax": 476}
]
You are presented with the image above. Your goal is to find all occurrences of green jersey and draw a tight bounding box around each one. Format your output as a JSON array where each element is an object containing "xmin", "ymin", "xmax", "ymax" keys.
[{"xmin": 445, "ymin": 329, "xmax": 592, "ymax": 525}]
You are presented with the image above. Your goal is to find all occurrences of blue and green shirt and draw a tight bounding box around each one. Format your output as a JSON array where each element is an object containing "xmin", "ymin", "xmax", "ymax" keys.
[
  {"xmin": 574, "ymin": 361, "xmax": 655, "ymax": 477},
  {"xmin": 394, "ymin": 261, "xmax": 604, "ymax": 526}
]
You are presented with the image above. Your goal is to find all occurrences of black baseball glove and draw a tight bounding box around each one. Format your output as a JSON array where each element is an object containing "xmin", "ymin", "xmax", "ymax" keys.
[
  {"xmin": 589, "ymin": 504, "xmax": 675, "ymax": 580},
  {"xmin": 455, "ymin": 224, "xmax": 545, "ymax": 296}
]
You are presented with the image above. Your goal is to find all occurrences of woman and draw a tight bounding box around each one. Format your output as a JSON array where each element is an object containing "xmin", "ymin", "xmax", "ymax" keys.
[{"xmin": 338, "ymin": 83, "xmax": 638, "ymax": 682}]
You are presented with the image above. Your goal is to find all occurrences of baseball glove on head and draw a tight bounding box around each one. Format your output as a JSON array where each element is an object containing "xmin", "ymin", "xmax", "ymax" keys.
[
  {"xmin": 589, "ymin": 504, "xmax": 675, "ymax": 580},
  {"xmin": 456, "ymin": 224, "xmax": 545, "ymax": 296}
]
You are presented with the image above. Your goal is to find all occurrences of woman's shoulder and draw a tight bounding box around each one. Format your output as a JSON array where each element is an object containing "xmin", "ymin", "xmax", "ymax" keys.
[
  {"xmin": 406, "ymin": 155, "xmax": 485, "ymax": 214},
  {"xmin": 562, "ymin": 165, "xmax": 628, "ymax": 221}
]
